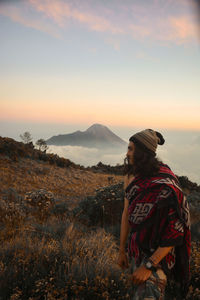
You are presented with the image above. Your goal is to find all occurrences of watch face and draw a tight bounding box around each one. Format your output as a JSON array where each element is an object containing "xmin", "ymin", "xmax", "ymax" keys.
[{"xmin": 146, "ymin": 261, "xmax": 152, "ymax": 268}]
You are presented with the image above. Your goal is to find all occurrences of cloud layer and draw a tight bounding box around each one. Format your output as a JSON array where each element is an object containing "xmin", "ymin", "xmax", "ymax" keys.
[
  {"xmin": 47, "ymin": 135, "xmax": 200, "ymax": 185},
  {"xmin": 0, "ymin": 0, "xmax": 198, "ymax": 45},
  {"xmin": 47, "ymin": 145, "xmax": 126, "ymax": 167}
]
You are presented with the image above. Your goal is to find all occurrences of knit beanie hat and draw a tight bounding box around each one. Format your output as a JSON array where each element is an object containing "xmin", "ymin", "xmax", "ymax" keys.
[{"xmin": 129, "ymin": 128, "xmax": 165, "ymax": 153}]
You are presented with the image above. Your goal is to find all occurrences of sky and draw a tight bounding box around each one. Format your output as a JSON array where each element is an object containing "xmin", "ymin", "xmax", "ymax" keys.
[{"xmin": 0, "ymin": 0, "xmax": 200, "ymax": 183}]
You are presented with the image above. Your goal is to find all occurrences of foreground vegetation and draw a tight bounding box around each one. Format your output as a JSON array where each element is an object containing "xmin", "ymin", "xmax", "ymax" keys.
[
  {"xmin": 1, "ymin": 137, "xmax": 200, "ymax": 299},
  {"xmin": 0, "ymin": 186, "xmax": 200, "ymax": 299},
  {"xmin": 0, "ymin": 196, "xmax": 130, "ymax": 299}
]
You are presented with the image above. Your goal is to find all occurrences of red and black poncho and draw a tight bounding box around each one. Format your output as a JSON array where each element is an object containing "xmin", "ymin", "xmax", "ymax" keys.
[{"xmin": 125, "ymin": 162, "xmax": 191, "ymax": 297}]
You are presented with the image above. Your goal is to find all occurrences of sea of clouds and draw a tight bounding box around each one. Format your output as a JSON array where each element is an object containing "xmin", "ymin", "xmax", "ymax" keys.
[
  {"xmin": 46, "ymin": 145, "xmax": 127, "ymax": 168},
  {"xmin": 1, "ymin": 122, "xmax": 199, "ymax": 185},
  {"xmin": 46, "ymin": 131, "xmax": 200, "ymax": 185}
]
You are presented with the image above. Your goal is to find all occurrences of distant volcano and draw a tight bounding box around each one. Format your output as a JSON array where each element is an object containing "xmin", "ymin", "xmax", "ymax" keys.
[{"xmin": 46, "ymin": 123, "xmax": 127, "ymax": 150}]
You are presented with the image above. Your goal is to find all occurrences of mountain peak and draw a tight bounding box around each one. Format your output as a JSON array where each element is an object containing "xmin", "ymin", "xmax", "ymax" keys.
[
  {"xmin": 46, "ymin": 123, "xmax": 127, "ymax": 148},
  {"xmin": 86, "ymin": 124, "xmax": 108, "ymax": 134},
  {"xmin": 86, "ymin": 123, "xmax": 106, "ymax": 130}
]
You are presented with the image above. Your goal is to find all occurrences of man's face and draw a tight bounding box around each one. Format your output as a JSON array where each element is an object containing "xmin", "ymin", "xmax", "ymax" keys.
[{"xmin": 126, "ymin": 141, "xmax": 135, "ymax": 165}]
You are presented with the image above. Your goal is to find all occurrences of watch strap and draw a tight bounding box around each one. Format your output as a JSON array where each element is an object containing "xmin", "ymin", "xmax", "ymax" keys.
[{"xmin": 143, "ymin": 257, "xmax": 157, "ymax": 272}]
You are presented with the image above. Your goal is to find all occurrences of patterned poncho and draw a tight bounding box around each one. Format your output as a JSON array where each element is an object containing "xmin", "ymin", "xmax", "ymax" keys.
[{"xmin": 125, "ymin": 162, "xmax": 191, "ymax": 297}]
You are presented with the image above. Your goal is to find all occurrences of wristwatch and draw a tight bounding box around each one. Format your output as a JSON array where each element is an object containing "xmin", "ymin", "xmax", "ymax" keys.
[{"xmin": 143, "ymin": 258, "xmax": 157, "ymax": 272}]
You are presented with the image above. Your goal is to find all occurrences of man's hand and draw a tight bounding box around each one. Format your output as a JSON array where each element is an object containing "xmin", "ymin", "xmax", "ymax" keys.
[
  {"xmin": 130, "ymin": 265, "xmax": 152, "ymax": 285},
  {"xmin": 117, "ymin": 251, "xmax": 129, "ymax": 270}
]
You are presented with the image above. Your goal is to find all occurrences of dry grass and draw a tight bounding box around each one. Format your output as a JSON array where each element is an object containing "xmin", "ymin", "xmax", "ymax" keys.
[
  {"xmin": 0, "ymin": 214, "xmax": 132, "ymax": 300},
  {"xmin": 0, "ymin": 154, "xmax": 130, "ymax": 299},
  {"xmin": 0, "ymin": 153, "xmax": 200, "ymax": 299},
  {"xmin": 0, "ymin": 154, "xmax": 123, "ymax": 209}
]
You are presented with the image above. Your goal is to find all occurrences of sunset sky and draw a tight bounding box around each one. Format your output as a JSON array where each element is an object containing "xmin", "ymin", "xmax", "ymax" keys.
[{"xmin": 1, "ymin": 0, "xmax": 200, "ymax": 139}]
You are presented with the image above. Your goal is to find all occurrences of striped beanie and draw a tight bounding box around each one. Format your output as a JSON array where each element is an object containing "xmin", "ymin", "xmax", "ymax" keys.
[{"xmin": 129, "ymin": 128, "xmax": 165, "ymax": 153}]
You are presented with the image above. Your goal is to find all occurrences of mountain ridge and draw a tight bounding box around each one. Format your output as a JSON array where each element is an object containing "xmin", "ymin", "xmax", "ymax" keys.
[{"xmin": 45, "ymin": 123, "xmax": 127, "ymax": 149}]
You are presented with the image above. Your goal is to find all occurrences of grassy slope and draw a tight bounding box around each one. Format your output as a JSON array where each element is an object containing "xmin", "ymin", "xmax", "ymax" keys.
[
  {"xmin": 0, "ymin": 153, "xmax": 123, "ymax": 210},
  {"xmin": 0, "ymin": 138, "xmax": 199, "ymax": 299}
]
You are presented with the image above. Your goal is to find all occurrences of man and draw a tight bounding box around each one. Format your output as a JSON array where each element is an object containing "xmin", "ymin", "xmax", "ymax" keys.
[{"xmin": 117, "ymin": 129, "xmax": 191, "ymax": 300}]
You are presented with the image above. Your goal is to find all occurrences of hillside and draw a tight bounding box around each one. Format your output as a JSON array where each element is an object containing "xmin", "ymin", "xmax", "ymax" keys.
[
  {"xmin": 0, "ymin": 137, "xmax": 124, "ymax": 209},
  {"xmin": 0, "ymin": 136, "xmax": 200, "ymax": 299},
  {"xmin": 0, "ymin": 136, "xmax": 199, "ymax": 194}
]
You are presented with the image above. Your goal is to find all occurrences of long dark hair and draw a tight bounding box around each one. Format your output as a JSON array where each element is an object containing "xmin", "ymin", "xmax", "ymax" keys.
[{"xmin": 123, "ymin": 139, "xmax": 163, "ymax": 179}]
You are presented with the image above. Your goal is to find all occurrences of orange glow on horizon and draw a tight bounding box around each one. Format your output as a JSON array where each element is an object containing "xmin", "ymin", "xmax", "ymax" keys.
[
  {"xmin": 1, "ymin": 114, "xmax": 200, "ymax": 131},
  {"xmin": 1, "ymin": 99, "xmax": 200, "ymax": 131}
]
